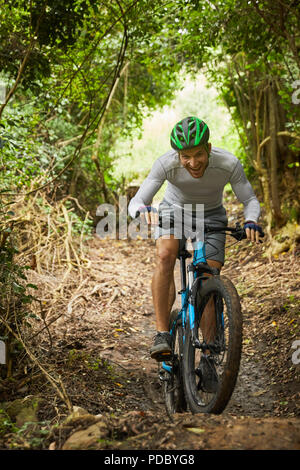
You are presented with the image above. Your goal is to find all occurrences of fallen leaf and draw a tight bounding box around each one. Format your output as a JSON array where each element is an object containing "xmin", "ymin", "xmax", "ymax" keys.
[
  {"xmin": 251, "ymin": 389, "xmax": 268, "ymax": 397},
  {"xmin": 186, "ymin": 427, "xmax": 205, "ymax": 434},
  {"xmin": 129, "ymin": 327, "xmax": 138, "ymax": 332},
  {"xmin": 102, "ymin": 344, "xmax": 115, "ymax": 349}
]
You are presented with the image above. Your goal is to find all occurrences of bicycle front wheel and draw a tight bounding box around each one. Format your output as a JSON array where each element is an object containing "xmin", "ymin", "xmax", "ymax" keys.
[
  {"xmin": 183, "ymin": 276, "xmax": 242, "ymax": 414},
  {"xmin": 164, "ymin": 309, "xmax": 187, "ymax": 416}
]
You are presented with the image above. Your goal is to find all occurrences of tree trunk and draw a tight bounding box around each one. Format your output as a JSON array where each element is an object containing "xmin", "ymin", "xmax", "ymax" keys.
[
  {"xmin": 268, "ymin": 83, "xmax": 285, "ymax": 226},
  {"xmin": 92, "ymin": 61, "xmax": 130, "ymax": 202},
  {"xmin": 0, "ymin": 6, "xmax": 46, "ymax": 119}
]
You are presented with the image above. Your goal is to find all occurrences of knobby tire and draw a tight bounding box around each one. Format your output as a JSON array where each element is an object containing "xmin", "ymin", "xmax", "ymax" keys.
[
  {"xmin": 183, "ymin": 275, "xmax": 243, "ymax": 414},
  {"xmin": 164, "ymin": 309, "xmax": 187, "ymax": 416}
]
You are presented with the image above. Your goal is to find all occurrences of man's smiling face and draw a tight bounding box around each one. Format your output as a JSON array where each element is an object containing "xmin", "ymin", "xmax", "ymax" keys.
[{"xmin": 179, "ymin": 143, "xmax": 211, "ymax": 178}]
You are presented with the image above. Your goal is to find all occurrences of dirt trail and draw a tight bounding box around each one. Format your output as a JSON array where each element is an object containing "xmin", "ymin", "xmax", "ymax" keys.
[
  {"xmin": 5, "ymin": 203, "xmax": 299, "ymax": 450},
  {"xmin": 47, "ymin": 225, "xmax": 299, "ymax": 450}
]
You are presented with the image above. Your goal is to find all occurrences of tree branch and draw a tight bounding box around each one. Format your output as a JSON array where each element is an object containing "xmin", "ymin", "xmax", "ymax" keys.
[{"xmin": 0, "ymin": 2, "xmax": 47, "ymax": 119}]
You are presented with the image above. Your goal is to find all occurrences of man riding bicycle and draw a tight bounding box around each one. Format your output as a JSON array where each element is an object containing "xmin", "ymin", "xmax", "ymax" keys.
[{"xmin": 128, "ymin": 116, "xmax": 262, "ymax": 392}]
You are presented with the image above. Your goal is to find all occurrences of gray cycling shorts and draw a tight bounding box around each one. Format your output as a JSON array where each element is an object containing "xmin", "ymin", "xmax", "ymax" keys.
[{"xmin": 154, "ymin": 199, "xmax": 228, "ymax": 265}]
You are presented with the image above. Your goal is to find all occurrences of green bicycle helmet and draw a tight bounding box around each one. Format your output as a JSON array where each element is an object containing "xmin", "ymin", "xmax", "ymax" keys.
[{"xmin": 170, "ymin": 116, "xmax": 210, "ymax": 151}]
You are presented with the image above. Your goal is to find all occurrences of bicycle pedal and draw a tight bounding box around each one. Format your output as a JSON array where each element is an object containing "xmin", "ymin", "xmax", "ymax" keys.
[
  {"xmin": 161, "ymin": 353, "xmax": 172, "ymax": 361},
  {"xmin": 153, "ymin": 352, "xmax": 172, "ymax": 362}
]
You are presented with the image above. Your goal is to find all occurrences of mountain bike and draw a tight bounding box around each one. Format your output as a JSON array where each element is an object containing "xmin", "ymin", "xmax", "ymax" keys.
[{"xmin": 158, "ymin": 221, "xmax": 264, "ymax": 416}]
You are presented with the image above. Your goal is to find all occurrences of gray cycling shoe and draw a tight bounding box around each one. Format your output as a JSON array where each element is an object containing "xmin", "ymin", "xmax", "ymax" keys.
[
  {"xmin": 150, "ymin": 332, "xmax": 172, "ymax": 361},
  {"xmin": 197, "ymin": 355, "xmax": 219, "ymax": 393}
]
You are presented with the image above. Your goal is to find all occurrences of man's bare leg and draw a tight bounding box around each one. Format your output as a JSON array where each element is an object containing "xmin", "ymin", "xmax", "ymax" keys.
[{"xmin": 151, "ymin": 235, "xmax": 179, "ymax": 332}]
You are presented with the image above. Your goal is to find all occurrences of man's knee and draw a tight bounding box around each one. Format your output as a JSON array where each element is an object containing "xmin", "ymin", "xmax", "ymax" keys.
[
  {"xmin": 156, "ymin": 236, "xmax": 179, "ymax": 270},
  {"xmin": 157, "ymin": 250, "xmax": 177, "ymax": 271}
]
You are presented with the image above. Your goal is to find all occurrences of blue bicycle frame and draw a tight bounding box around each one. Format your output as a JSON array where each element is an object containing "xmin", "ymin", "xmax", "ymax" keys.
[{"xmin": 162, "ymin": 240, "xmax": 207, "ymax": 374}]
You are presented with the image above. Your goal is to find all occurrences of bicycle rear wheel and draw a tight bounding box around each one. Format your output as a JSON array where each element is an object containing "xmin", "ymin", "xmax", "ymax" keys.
[
  {"xmin": 164, "ymin": 309, "xmax": 187, "ymax": 416},
  {"xmin": 183, "ymin": 276, "xmax": 242, "ymax": 414}
]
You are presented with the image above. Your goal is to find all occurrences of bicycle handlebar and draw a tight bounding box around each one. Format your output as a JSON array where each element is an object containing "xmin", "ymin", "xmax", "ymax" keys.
[
  {"xmin": 205, "ymin": 222, "xmax": 265, "ymax": 240},
  {"xmin": 158, "ymin": 217, "xmax": 265, "ymax": 241}
]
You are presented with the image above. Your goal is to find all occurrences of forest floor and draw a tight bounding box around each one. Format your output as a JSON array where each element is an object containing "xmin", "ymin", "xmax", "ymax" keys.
[{"xmin": 0, "ymin": 199, "xmax": 299, "ymax": 451}]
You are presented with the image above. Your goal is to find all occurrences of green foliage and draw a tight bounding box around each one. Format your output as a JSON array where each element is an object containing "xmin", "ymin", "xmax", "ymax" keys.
[
  {"xmin": 0, "ymin": 200, "xmax": 36, "ymax": 304},
  {"xmin": 0, "ymin": 193, "xmax": 38, "ymax": 374},
  {"xmin": 0, "ymin": 409, "xmax": 18, "ymax": 436},
  {"xmin": 113, "ymin": 74, "xmax": 242, "ymax": 184},
  {"xmin": 0, "ymin": 407, "xmax": 53, "ymax": 449},
  {"xmin": 0, "ymin": 0, "xmax": 298, "ymax": 223},
  {"xmin": 0, "ymin": 0, "xmax": 97, "ymax": 90},
  {"xmin": 0, "ymin": 106, "xmax": 48, "ymax": 190}
]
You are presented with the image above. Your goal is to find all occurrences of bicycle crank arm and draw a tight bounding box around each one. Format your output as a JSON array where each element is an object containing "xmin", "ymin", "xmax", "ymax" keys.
[{"xmin": 159, "ymin": 363, "xmax": 172, "ymax": 381}]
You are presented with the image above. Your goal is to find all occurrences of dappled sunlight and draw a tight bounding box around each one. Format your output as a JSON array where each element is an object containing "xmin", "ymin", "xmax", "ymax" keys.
[{"xmin": 113, "ymin": 73, "xmax": 240, "ymax": 186}]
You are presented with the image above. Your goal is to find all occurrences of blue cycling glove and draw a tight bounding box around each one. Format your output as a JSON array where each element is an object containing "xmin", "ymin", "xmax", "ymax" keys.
[
  {"xmin": 244, "ymin": 221, "xmax": 264, "ymax": 236},
  {"xmin": 136, "ymin": 205, "xmax": 158, "ymax": 217}
]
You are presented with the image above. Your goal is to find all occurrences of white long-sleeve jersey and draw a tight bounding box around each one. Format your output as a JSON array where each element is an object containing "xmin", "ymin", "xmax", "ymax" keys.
[{"xmin": 128, "ymin": 146, "xmax": 260, "ymax": 222}]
